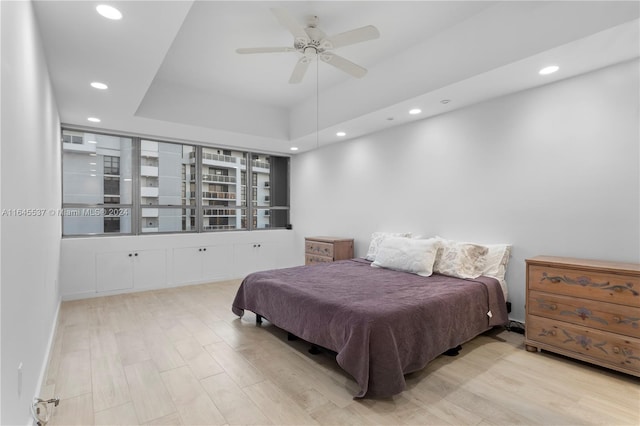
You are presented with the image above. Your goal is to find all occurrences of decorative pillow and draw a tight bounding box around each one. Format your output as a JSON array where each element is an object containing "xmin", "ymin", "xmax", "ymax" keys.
[
  {"xmin": 482, "ymin": 244, "xmax": 512, "ymax": 298},
  {"xmin": 434, "ymin": 236, "xmax": 511, "ymax": 296},
  {"xmin": 365, "ymin": 231, "xmax": 412, "ymax": 261},
  {"xmin": 433, "ymin": 240, "xmax": 488, "ymax": 279},
  {"xmin": 372, "ymin": 237, "xmax": 440, "ymax": 276}
]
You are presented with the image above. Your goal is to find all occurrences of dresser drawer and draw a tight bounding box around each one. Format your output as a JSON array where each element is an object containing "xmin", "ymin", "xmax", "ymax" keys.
[
  {"xmin": 305, "ymin": 254, "xmax": 333, "ymax": 265},
  {"xmin": 527, "ymin": 315, "xmax": 640, "ymax": 375},
  {"xmin": 528, "ymin": 264, "xmax": 640, "ymax": 307},
  {"xmin": 305, "ymin": 240, "xmax": 335, "ymax": 258},
  {"xmin": 529, "ymin": 290, "xmax": 640, "ymax": 338}
]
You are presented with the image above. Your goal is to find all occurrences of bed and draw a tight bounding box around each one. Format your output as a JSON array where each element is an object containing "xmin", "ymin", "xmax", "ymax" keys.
[{"xmin": 232, "ymin": 256, "xmax": 508, "ymax": 398}]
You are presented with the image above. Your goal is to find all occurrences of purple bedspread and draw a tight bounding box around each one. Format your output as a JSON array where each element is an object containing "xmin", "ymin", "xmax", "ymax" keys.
[{"xmin": 232, "ymin": 258, "xmax": 508, "ymax": 398}]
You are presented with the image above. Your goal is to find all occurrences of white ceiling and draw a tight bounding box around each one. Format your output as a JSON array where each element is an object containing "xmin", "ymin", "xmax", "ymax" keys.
[{"xmin": 33, "ymin": 1, "xmax": 639, "ymax": 154}]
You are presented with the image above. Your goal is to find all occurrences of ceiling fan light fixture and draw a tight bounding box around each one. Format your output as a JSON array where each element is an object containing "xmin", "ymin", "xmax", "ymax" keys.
[
  {"xmin": 87, "ymin": 117, "xmax": 101, "ymax": 123},
  {"xmin": 409, "ymin": 108, "xmax": 422, "ymax": 115},
  {"xmin": 290, "ymin": 147, "xmax": 299, "ymax": 151},
  {"xmin": 237, "ymin": 8, "xmax": 379, "ymax": 83}
]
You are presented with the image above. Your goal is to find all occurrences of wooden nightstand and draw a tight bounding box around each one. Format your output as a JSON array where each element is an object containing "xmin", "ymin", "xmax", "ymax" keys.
[
  {"xmin": 305, "ymin": 237, "xmax": 354, "ymax": 265},
  {"xmin": 525, "ymin": 255, "xmax": 640, "ymax": 377}
]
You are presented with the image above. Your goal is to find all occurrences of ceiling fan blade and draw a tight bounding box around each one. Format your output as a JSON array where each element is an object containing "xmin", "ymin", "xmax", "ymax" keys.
[
  {"xmin": 289, "ymin": 57, "xmax": 311, "ymax": 84},
  {"xmin": 321, "ymin": 25, "xmax": 380, "ymax": 50},
  {"xmin": 236, "ymin": 47, "xmax": 296, "ymax": 54},
  {"xmin": 319, "ymin": 52, "xmax": 367, "ymax": 78},
  {"xmin": 270, "ymin": 7, "xmax": 309, "ymax": 45}
]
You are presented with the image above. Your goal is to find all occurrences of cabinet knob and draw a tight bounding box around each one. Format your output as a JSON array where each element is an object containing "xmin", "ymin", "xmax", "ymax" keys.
[
  {"xmin": 257, "ymin": 244, "xmax": 261, "ymax": 248},
  {"xmin": 134, "ymin": 253, "xmax": 138, "ymax": 256},
  {"xmin": 198, "ymin": 248, "xmax": 202, "ymax": 252},
  {"xmin": 203, "ymin": 248, "xmax": 207, "ymax": 251},
  {"xmin": 549, "ymin": 304, "xmax": 557, "ymax": 311},
  {"xmin": 128, "ymin": 253, "xmax": 132, "ymax": 257},
  {"xmin": 612, "ymin": 346, "xmax": 620, "ymax": 354},
  {"xmin": 612, "ymin": 316, "xmax": 621, "ymax": 323}
]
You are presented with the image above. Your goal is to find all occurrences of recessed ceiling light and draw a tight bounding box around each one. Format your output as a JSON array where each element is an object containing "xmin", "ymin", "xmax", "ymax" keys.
[
  {"xmin": 91, "ymin": 82, "xmax": 108, "ymax": 90},
  {"xmin": 124, "ymin": 178, "xmax": 132, "ymax": 182},
  {"xmin": 87, "ymin": 117, "xmax": 101, "ymax": 123},
  {"xmin": 539, "ymin": 65, "xmax": 559, "ymax": 75},
  {"xmin": 409, "ymin": 108, "xmax": 422, "ymax": 115},
  {"xmin": 336, "ymin": 131, "xmax": 346, "ymax": 137},
  {"xmin": 290, "ymin": 147, "xmax": 299, "ymax": 151},
  {"xmin": 90, "ymin": 174, "xmax": 97, "ymax": 177},
  {"xmin": 96, "ymin": 5, "xmax": 122, "ymax": 20},
  {"xmin": 89, "ymin": 162, "xmax": 97, "ymax": 166},
  {"xmin": 89, "ymin": 153, "xmax": 97, "ymax": 156},
  {"xmin": 87, "ymin": 140, "xmax": 97, "ymax": 144}
]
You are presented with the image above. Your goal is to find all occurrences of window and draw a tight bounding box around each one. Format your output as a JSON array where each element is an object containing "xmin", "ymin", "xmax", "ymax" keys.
[
  {"xmin": 201, "ymin": 147, "xmax": 246, "ymax": 231},
  {"xmin": 62, "ymin": 129, "xmax": 289, "ymax": 236},
  {"xmin": 140, "ymin": 140, "xmax": 195, "ymax": 233},
  {"xmin": 62, "ymin": 130, "xmax": 133, "ymax": 235},
  {"xmin": 251, "ymin": 154, "xmax": 289, "ymax": 229}
]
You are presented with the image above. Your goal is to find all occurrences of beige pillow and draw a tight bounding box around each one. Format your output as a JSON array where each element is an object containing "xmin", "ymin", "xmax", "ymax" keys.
[{"xmin": 434, "ymin": 240, "xmax": 488, "ymax": 279}]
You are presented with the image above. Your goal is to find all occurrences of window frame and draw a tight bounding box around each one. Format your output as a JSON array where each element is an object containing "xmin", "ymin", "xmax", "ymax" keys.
[{"xmin": 61, "ymin": 127, "xmax": 290, "ymax": 237}]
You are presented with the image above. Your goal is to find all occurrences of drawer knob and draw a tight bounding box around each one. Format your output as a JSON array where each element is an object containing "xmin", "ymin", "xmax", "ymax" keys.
[
  {"xmin": 614, "ymin": 287, "xmax": 622, "ymax": 293},
  {"xmin": 612, "ymin": 316, "xmax": 621, "ymax": 323},
  {"xmin": 549, "ymin": 304, "xmax": 558, "ymax": 311},
  {"xmin": 612, "ymin": 346, "xmax": 620, "ymax": 354}
]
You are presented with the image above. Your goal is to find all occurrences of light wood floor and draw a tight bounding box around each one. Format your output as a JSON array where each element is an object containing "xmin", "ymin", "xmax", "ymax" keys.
[{"xmin": 41, "ymin": 279, "xmax": 639, "ymax": 425}]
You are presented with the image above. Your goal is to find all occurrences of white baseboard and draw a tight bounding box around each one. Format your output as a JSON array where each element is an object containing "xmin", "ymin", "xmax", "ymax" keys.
[{"xmin": 28, "ymin": 296, "xmax": 62, "ymax": 426}]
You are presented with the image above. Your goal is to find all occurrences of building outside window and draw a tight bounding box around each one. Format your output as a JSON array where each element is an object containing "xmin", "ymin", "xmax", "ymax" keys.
[
  {"xmin": 140, "ymin": 140, "xmax": 195, "ymax": 233},
  {"xmin": 61, "ymin": 129, "xmax": 289, "ymax": 236},
  {"xmin": 62, "ymin": 130, "xmax": 133, "ymax": 235},
  {"xmin": 201, "ymin": 147, "xmax": 246, "ymax": 231}
]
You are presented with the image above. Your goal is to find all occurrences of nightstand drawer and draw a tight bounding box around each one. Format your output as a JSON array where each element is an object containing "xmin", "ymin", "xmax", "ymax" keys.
[
  {"xmin": 527, "ymin": 315, "xmax": 640, "ymax": 375},
  {"xmin": 304, "ymin": 237, "xmax": 354, "ymax": 265},
  {"xmin": 528, "ymin": 264, "xmax": 640, "ymax": 306},
  {"xmin": 305, "ymin": 254, "xmax": 333, "ymax": 265},
  {"xmin": 305, "ymin": 240, "xmax": 334, "ymax": 258},
  {"xmin": 529, "ymin": 290, "xmax": 640, "ymax": 338}
]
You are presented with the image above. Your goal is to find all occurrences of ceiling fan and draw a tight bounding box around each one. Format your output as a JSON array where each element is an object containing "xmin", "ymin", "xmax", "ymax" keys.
[{"xmin": 236, "ymin": 8, "xmax": 380, "ymax": 84}]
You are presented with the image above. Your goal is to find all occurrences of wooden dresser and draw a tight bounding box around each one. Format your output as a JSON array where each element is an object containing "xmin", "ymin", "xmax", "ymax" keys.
[
  {"xmin": 305, "ymin": 237, "xmax": 354, "ymax": 265},
  {"xmin": 525, "ymin": 256, "xmax": 640, "ymax": 377}
]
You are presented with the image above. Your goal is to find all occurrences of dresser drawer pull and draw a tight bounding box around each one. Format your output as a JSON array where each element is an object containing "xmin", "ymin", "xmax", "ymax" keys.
[
  {"xmin": 549, "ymin": 304, "xmax": 558, "ymax": 311},
  {"xmin": 613, "ymin": 346, "xmax": 620, "ymax": 354},
  {"xmin": 540, "ymin": 272, "xmax": 639, "ymax": 296}
]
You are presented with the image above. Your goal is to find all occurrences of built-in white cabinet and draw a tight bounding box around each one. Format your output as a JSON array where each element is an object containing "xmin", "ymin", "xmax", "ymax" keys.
[
  {"xmin": 234, "ymin": 242, "xmax": 279, "ymax": 278},
  {"xmin": 172, "ymin": 245, "xmax": 234, "ymax": 285},
  {"xmin": 96, "ymin": 249, "xmax": 167, "ymax": 292},
  {"xmin": 60, "ymin": 230, "xmax": 296, "ymax": 300}
]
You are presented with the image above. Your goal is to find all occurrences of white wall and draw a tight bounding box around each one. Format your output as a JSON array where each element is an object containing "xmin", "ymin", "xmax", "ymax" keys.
[
  {"xmin": 290, "ymin": 59, "xmax": 640, "ymax": 322},
  {"xmin": 1, "ymin": 1, "xmax": 62, "ymax": 424}
]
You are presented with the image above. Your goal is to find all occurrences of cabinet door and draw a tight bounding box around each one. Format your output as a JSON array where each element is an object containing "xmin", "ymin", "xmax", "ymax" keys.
[
  {"xmin": 96, "ymin": 251, "xmax": 134, "ymax": 292},
  {"xmin": 201, "ymin": 245, "xmax": 234, "ymax": 282},
  {"xmin": 172, "ymin": 247, "xmax": 203, "ymax": 284},
  {"xmin": 234, "ymin": 242, "xmax": 279, "ymax": 278},
  {"xmin": 133, "ymin": 249, "xmax": 167, "ymax": 289}
]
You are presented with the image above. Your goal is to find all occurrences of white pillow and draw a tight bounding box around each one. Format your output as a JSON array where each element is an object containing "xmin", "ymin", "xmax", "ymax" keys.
[
  {"xmin": 482, "ymin": 244, "xmax": 512, "ymax": 298},
  {"xmin": 365, "ymin": 231, "xmax": 412, "ymax": 261},
  {"xmin": 372, "ymin": 237, "xmax": 439, "ymax": 276},
  {"xmin": 433, "ymin": 239, "xmax": 488, "ymax": 279}
]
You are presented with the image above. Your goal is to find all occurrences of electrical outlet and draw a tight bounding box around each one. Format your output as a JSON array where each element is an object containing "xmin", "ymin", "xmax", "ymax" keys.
[{"xmin": 17, "ymin": 362, "xmax": 23, "ymax": 396}]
